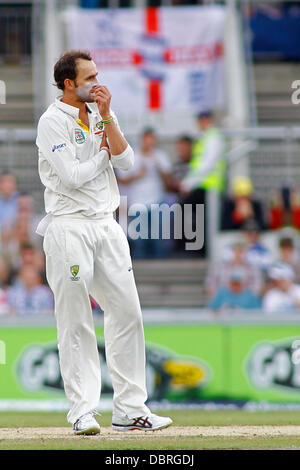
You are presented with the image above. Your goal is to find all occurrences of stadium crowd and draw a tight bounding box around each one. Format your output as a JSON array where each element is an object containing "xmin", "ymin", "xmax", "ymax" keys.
[{"xmin": 0, "ymin": 112, "xmax": 300, "ymax": 315}]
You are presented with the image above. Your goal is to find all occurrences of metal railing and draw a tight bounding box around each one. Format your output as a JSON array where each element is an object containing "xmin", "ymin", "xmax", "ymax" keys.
[
  {"xmin": 0, "ymin": 125, "xmax": 299, "ymax": 212},
  {"xmin": 220, "ymin": 127, "xmax": 300, "ymax": 200},
  {"xmin": 0, "ymin": 128, "xmax": 44, "ymax": 212}
]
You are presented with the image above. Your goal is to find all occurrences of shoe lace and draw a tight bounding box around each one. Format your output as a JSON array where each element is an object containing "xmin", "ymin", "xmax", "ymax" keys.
[{"xmin": 132, "ymin": 416, "xmax": 152, "ymax": 428}]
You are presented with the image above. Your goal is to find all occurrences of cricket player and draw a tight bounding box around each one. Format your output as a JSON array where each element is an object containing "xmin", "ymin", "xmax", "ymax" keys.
[{"xmin": 36, "ymin": 50, "xmax": 172, "ymax": 435}]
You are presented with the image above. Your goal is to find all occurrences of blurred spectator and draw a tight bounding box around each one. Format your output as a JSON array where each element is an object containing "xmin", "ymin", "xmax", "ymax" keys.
[
  {"xmin": 1, "ymin": 193, "xmax": 42, "ymax": 269},
  {"xmin": 17, "ymin": 193, "xmax": 42, "ymax": 246},
  {"xmin": 0, "ymin": 288, "xmax": 8, "ymax": 315},
  {"xmin": 33, "ymin": 250, "xmax": 47, "ymax": 284},
  {"xmin": 208, "ymin": 267, "xmax": 262, "ymax": 312},
  {"xmin": 19, "ymin": 242, "xmax": 38, "ymax": 267},
  {"xmin": 242, "ymin": 219, "xmax": 273, "ymax": 271},
  {"xmin": 221, "ymin": 176, "xmax": 266, "ymax": 231},
  {"xmin": 263, "ymin": 263, "xmax": 300, "ymax": 314},
  {"xmin": 0, "ymin": 255, "xmax": 12, "ymax": 289},
  {"xmin": 117, "ymin": 128, "xmax": 172, "ymax": 258},
  {"xmin": 206, "ymin": 240, "xmax": 263, "ymax": 299},
  {"xmin": 277, "ymin": 236, "xmax": 300, "ymax": 284},
  {"xmin": 163, "ymin": 135, "xmax": 194, "ymax": 255},
  {"xmin": 6, "ymin": 265, "xmax": 53, "ymax": 315},
  {"xmin": 180, "ymin": 111, "xmax": 226, "ymax": 195},
  {"xmin": 179, "ymin": 111, "xmax": 226, "ymax": 257},
  {"xmin": 0, "ymin": 172, "xmax": 19, "ymax": 230},
  {"xmin": 10, "ymin": 243, "xmax": 47, "ymax": 285},
  {"xmin": 166, "ymin": 135, "xmax": 193, "ymax": 199},
  {"xmin": 222, "ymin": 219, "xmax": 273, "ymax": 272},
  {"xmin": 270, "ymin": 187, "xmax": 300, "ymax": 230}
]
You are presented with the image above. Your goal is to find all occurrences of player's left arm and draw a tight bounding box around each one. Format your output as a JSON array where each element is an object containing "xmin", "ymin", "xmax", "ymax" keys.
[{"xmin": 92, "ymin": 85, "xmax": 134, "ymax": 171}]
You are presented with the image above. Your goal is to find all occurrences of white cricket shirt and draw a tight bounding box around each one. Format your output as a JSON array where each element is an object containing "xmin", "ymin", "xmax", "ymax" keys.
[{"xmin": 36, "ymin": 97, "xmax": 133, "ymax": 234}]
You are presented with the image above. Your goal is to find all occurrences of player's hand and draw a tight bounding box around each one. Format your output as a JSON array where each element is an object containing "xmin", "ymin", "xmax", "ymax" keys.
[
  {"xmin": 101, "ymin": 130, "xmax": 109, "ymax": 148},
  {"xmin": 100, "ymin": 131, "xmax": 111, "ymax": 159},
  {"xmin": 91, "ymin": 85, "xmax": 111, "ymax": 120}
]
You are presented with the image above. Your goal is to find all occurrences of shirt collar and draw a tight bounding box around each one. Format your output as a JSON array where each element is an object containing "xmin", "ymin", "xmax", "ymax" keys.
[
  {"xmin": 55, "ymin": 97, "xmax": 80, "ymax": 119},
  {"xmin": 86, "ymin": 102, "xmax": 99, "ymax": 115},
  {"xmin": 55, "ymin": 97, "xmax": 99, "ymax": 119}
]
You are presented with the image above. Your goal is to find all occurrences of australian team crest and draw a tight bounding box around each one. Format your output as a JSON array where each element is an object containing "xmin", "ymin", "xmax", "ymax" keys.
[
  {"xmin": 74, "ymin": 128, "xmax": 85, "ymax": 144},
  {"xmin": 96, "ymin": 121, "xmax": 104, "ymax": 131},
  {"xmin": 70, "ymin": 265, "xmax": 80, "ymax": 281}
]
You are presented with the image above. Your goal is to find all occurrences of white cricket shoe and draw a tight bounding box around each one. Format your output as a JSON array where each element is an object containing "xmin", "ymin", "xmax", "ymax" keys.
[
  {"xmin": 73, "ymin": 411, "xmax": 101, "ymax": 435},
  {"xmin": 112, "ymin": 413, "xmax": 173, "ymax": 432}
]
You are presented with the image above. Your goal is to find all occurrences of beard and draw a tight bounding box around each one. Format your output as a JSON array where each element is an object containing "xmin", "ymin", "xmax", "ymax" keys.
[{"xmin": 75, "ymin": 82, "xmax": 97, "ymax": 103}]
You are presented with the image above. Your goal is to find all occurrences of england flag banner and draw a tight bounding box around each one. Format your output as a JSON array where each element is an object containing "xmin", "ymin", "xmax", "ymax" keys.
[{"xmin": 66, "ymin": 6, "xmax": 226, "ymax": 134}]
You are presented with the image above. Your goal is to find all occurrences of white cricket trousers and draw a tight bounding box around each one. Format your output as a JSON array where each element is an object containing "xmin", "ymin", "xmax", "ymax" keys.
[{"xmin": 43, "ymin": 214, "xmax": 150, "ymax": 424}]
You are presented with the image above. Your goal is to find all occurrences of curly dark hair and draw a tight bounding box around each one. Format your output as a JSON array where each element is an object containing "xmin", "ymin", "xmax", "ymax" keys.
[{"xmin": 54, "ymin": 50, "xmax": 92, "ymax": 91}]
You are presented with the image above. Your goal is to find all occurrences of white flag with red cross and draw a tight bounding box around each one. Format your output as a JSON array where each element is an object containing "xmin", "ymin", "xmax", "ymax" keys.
[{"xmin": 66, "ymin": 5, "xmax": 225, "ymax": 117}]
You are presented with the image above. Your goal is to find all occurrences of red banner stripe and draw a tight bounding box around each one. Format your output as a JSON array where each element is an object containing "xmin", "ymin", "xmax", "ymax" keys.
[
  {"xmin": 149, "ymin": 80, "xmax": 161, "ymax": 110},
  {"xmin": 146, "ymin": 7, "xmax": 159, "ymax": 34},
  {"xmin": 146, "ymin": 7, "xmax": 161, "ymax": 110}
]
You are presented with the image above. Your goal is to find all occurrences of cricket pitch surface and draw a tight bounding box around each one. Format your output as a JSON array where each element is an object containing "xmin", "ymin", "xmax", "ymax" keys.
[{"xmin": 1, "ymin": 425, "xmax": 300, "ymax": 439}]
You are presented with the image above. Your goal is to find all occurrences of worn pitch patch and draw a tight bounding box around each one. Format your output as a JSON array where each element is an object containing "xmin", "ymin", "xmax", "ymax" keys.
[{"xmin": 1, "ymin": 426, "xmax": 300, "ymax": 439}]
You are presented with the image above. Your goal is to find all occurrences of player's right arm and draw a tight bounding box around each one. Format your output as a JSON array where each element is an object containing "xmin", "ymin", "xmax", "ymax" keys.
[{"xmin": 37, "ymin": 116, "xmax": 110, "ymax": 189}]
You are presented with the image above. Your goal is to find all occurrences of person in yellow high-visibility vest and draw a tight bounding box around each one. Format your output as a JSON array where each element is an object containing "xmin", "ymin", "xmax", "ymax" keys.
[{"xmin": 178, "ymin": 111, "xmax": 226, "ymax": 256}]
